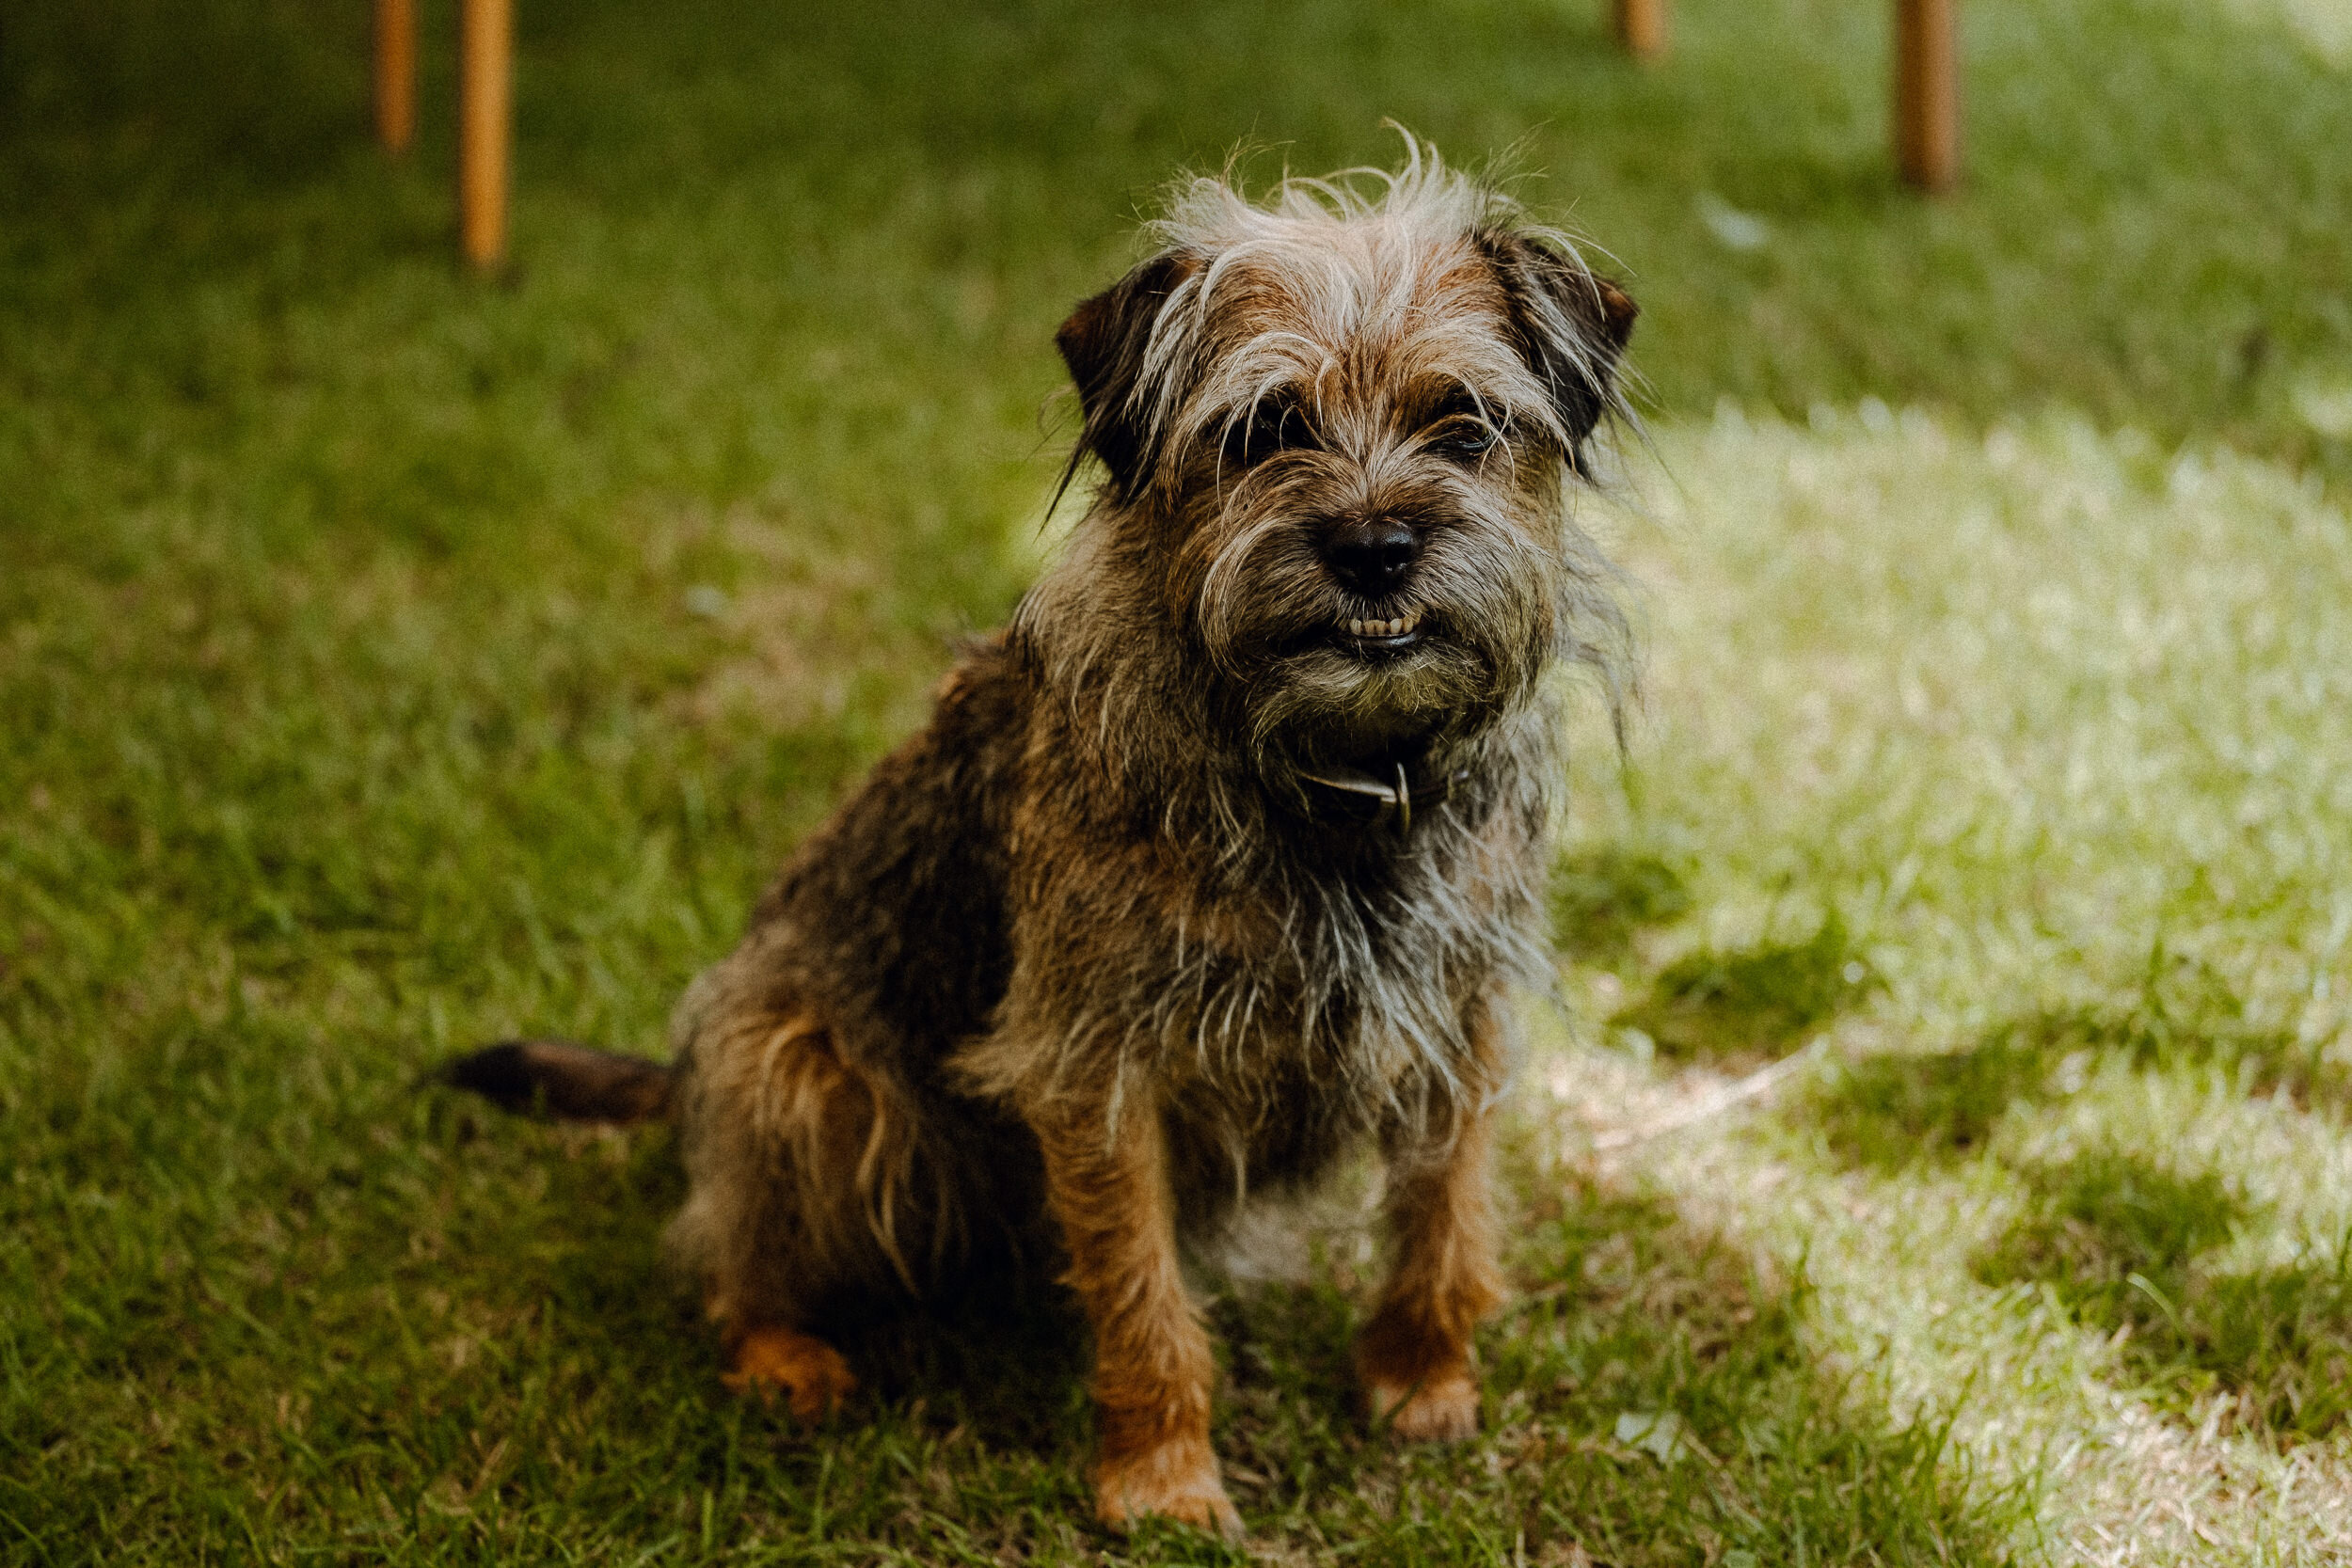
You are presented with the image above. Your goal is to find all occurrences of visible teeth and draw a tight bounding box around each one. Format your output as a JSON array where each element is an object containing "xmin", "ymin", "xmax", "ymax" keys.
[{"xmin": 1343, "ymin": 611, "xmax": 1424, "ymax": 637}]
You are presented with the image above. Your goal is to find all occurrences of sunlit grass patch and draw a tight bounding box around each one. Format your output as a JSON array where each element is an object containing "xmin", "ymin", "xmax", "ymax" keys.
[
  {"xmin": 1541, "ymin": 404, "xmax": 2352, "ymax": 1560},
  {"xmin": 1569, "ymin": 401, "xmax": 2352, "ymax": 1054}
]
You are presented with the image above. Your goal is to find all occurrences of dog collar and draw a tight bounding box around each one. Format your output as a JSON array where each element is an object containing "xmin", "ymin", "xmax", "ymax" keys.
[{"xmin": 1295, "ymin": 758, "xmax": 1469, "ymax": 837}]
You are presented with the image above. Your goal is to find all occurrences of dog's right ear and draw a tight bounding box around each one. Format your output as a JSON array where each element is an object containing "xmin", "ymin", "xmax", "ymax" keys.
[{"xmin": 1057, "ymin": 252, "xmax": 1195, "ymax": 499}]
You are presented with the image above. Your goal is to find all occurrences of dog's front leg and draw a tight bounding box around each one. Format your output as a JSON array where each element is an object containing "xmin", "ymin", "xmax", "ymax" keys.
[
  {"xmin": 1355, "ymin": 1092, "xmax": 1505, "ymax": 1441},
  {"xmin": 1030, "ymin": 1094, "xmax": 1241, "ymax": 1540}
]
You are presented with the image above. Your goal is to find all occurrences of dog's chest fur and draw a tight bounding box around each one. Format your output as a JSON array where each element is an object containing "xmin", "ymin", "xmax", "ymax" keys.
[{"xmin": 702, "ymin": 631, "xmax": 1549, "ymax": 1232}]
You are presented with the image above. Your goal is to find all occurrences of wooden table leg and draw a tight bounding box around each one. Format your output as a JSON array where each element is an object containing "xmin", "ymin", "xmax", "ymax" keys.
[
  {"xmin": 460, "ymin": 0, "xmax": 513, "ymax": 270},
  {"xmin": 1896, "ymin": 0, "xmax": 1961, "ymax": 191},
  {"xmin": 373, "ymin": 0, "xmax": 415, "ymax": 153},
  {"xmin": 1614, "ymin": 0, "xmax": 1667, "ymax": 57}
]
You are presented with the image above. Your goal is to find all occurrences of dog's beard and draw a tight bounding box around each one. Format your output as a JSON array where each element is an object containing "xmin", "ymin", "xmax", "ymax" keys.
[{"xmin": 1192, "ymin": 498, "xmax": 1559, "ymax": 778}]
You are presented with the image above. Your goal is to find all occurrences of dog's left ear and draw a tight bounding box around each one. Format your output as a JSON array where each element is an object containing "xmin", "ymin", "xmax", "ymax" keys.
[
  {"xmin": 1475, "ymin": 230, "xmax": 1637, "ymax": 454},
  {"xmin": 1057, "ymin": 252, "xmax": 1196, "ymax": 499}
]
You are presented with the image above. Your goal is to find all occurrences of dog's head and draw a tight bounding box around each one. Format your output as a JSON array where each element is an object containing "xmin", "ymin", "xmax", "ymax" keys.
[{"xmin": 1043, "ymin": 146, "xmax": 1634, "ymax": 786}]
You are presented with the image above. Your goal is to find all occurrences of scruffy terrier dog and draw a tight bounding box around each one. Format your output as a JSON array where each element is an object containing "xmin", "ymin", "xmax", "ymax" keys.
[{"xmin": 448, "ymin": 145, "xmax": 1634, "ymax": 1538}]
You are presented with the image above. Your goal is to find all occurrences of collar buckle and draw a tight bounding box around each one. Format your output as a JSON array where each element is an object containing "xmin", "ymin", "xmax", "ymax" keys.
[{"xmin": 1296, "ymin": 758, "xmax": 1465, "ymax": 837}]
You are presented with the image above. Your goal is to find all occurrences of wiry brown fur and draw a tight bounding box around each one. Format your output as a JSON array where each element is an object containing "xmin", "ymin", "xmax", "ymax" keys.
[{"xmin": 449, "ymin": 142, "xmax": 1635, "ymax": 1539}]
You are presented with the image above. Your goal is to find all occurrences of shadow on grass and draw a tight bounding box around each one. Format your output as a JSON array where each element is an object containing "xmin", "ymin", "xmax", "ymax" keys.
[
  {"xmin": 1611, "ymin": 913, "xmax": 1875, "ymax": 1062},
  {"xmin": 1803, "ymin": 949, "xmax": 2341, "ymax": 1172},
  {"xmin": 824, "ymin": 1258, "xmax": 1092, "ymax": 1455},
  {"xmin": 1550, "ymin": 847, "xmax": 1694, "ymax": 964},
  {"xmin": 465, "ymin": 1132, "xmax": 2033, "ymax": 1564},
  {"xmin": 1806, "ymin": 1033, "xmax": 2051, "ymax": 1168},
  {"xmin": 1205, "ymin": 1179, "xmax": 2031, "ymax": 1566},
  {"xmin": 1973, "ymin": 1148, "xmax": 2352, "ymax": 1443}
]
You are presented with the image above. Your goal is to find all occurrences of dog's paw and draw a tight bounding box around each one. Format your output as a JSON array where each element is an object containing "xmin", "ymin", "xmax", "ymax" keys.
[
  {"xmin": 1365, "ymin": 1366, "xmax": 1482, "ymax": 1442},
  {"xmin": 1093, "ymin": 1438, "xmax": 1244, "ymax": 1541},
  {"xmin": 722, "ymin": 1325, "xmax": 857, "ymax": 1422}
]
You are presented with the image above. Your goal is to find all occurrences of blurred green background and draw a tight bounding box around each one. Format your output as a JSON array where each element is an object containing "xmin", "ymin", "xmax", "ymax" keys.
[{"xmin": 6, "ymin": 0, "xmax": 2349, "ymax": 585}]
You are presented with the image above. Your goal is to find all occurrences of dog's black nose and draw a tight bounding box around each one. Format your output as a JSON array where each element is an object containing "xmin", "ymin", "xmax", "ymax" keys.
[{"xmin": 1322, "ymin": 517, "xmax": 1420, "ymax": 597}]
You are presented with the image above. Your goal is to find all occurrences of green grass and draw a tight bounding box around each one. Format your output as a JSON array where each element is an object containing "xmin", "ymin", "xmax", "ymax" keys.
[
  {"xmin": 1804, "ymin": 946, "xmax": 2344, "ymax": 1169},
  {"xmin": 1549, "ymin": 847, "xmax": 1694, "ymax": 963},
  {"xmin": 1612, "ymin": 912, "xmax": 1876, "ymax": 1060},
  {"xmin": 6, "ymin": 0, "xmax": 2352, "ymax": 1561},
  {"xmin": 1545, "ymin": 404, "xmax": 2352, "ymax": 1562}
]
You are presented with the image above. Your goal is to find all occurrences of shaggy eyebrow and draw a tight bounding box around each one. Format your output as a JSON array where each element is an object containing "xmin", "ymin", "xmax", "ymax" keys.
[
  {"xmin": 1210, "ymin": 382, "xmax": 1319, "ymax": 436},
  {"xmin": 1410, "ymin": 382, "xmax": 1504, "ymax": 428}
]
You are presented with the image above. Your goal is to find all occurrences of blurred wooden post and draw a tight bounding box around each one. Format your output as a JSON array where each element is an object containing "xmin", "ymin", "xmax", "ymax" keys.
[
  {"xmin": 1614, "ymin": 0, "xmax": 1667, "ymax": 57},
  {"xmin": 373, "ymin": 0, "xmax": 415, "ymax": 153},
  {"xmin": 1896, "ymin": 0, "xmax": 1960, "ymax": 191},
  {"xmin": 460, "ymin": 0, "xmax": 513, "ymax": 269}
]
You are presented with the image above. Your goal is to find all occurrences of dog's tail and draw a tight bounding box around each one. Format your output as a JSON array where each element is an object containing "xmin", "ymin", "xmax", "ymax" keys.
[{"xmin": 437, "ymin": 1038, "xmax": 675, "ymax": 1125}]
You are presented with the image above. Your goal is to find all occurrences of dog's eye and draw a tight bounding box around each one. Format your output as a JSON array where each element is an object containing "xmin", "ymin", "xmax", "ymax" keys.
[
  {"xmin": 1221, "ymin": 399, "xmax": 1319, "ymax": 471},
  {"xmin": 1426, "ymin": 392, "xmax": 1503, "ymax": 461}
]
